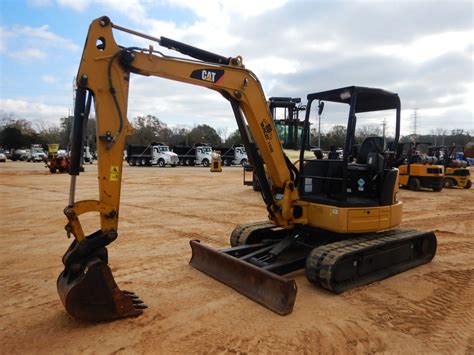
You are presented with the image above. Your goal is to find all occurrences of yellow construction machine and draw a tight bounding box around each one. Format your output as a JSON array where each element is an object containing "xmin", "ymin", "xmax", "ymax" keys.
[
  {"xmin": 45, "ymin": 144, "xmax": 70, "ymax": 174},
  {"xmin": 210, "ymin": 150, "xmax": 222, "ymax": 172},
  {"xmin": 396, "ymin": 142, "xmax": 444, "ymax": 191},
  {"xmin": 433, "ymin": 144, "xmax": 471, "ymax": 189},
  {"xmin": 58, "ymin": 16, "xmax": 437, "ymax": 321}
]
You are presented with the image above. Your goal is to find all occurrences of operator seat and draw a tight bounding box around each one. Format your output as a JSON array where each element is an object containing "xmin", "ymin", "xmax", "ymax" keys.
[{"xmin": 357, "ymin": 137, "xmax": 385, "ymax": 164}]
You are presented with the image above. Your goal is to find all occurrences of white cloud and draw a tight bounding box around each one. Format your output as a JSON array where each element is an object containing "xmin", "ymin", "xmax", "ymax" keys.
[
  {"xmin": 372, "ymin": 30, "xmax": 473, "ymax": 64},
  {"xmin": 41, "ymin": 75, "xmax": 57, "ymax": 84},
  {"xmin": 1, "ymin": 24, "xmax": 79, "ymax": 60},
  {"xmin": 56, "ymin": 0, "xmax": 146, "ymax": 21},
  {"xmin": 0, "ymin": 99, "xmax": 69, "ymax": 124},
  {"xmin": 165, "ymin": 0, "xmax": 287, "ymax": 19},
  {"xmin": 56, "ymin": 0, "xmax": 91, "ymax": 12},
  {"xmin": 10, "ymin": 48, "xmax": 47, "ymax": 60},
  {"xmin": 17, "ymin": 24, "xmax": 79, "ymax": 51},
  {"xmin": 27, "ymin": 0, "xmax": 53, "ymax": 7},
  {"xmin": 0, "ymin": 27, "xmax": 14, "ymax": 53},
  {"xmin": 246, "ymin": 56, "xmax": 300, "ymax": 75}
]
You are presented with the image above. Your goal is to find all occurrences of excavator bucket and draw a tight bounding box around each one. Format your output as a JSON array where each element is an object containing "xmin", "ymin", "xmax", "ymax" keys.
[
  {"xmin": 57, "ymin": 257, "xmax": 146, "ymax": 322},
  {"xmin": 189, "ymin": 240, "xmax": 297, "ymax": 315}
]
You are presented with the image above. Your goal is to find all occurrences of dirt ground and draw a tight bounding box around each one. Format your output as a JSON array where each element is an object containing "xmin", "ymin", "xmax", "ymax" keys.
[{"xmin": 0, "ymin": 161, "xmax": 473, "ymax": 354}]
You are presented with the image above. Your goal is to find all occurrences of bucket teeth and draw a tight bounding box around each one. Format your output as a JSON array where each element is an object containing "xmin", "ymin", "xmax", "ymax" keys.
[
  {"xmin": 57, "ymin": 257, "xmax": 145, "ymax": 322},
  {"xmin": 134, "ymin": 303, "xmax": 148, "ymax": 309}
]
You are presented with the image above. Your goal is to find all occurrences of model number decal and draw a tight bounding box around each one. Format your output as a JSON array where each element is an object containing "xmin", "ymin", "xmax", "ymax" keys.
[
  {"xmin": 190, "ymin": 69, "xmax": 224, "ymax": 83},
  {"xmin": 260, "ymin": 118, "xmax": 274, "ymax": 153}
]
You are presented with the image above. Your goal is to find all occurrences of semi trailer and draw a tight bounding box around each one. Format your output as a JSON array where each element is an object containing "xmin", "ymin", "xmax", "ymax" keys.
[
  {"xmin": 126, "ymin": 143, "xmax": 178, "ymax": 167},
  {"xmin": 214, "ymin": 144, "xmax": 248, "ymax": 166},
  {"xmin": 171, "ymin": 143, "xmax": 213, "ymax": 167}
]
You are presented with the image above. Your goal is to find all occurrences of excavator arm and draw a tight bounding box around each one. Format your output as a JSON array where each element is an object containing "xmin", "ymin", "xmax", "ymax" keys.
[{"xmin": 58, "ymin": 16, "xmax": 305, "ymax": 321}]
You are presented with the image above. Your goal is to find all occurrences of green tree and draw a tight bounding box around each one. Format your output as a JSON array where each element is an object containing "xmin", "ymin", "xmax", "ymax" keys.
[
  {"xmin": 168, "ymin": 127, "xmax": 191, "ymax": 146},
  {"xmin": 0, "ymin": 126, "xmax": 25, "ymax": 149},
  {"xmin": 356, "ymin": 124, "xmax": 382, "ymax": 143},
  {"xmin": 325, "ymin": 125, "xmax": 347, "ymax": 149},
  {"xmin": 128, "ymin": 115, "xmax": 168, "ymax": 145},
  {"xmin": 188, "ymin": 124, "xmax": 221, "ymax": 146},
  {"xmin": 225, "ymin": 129, "xmax": 243, "ymax": 146}
]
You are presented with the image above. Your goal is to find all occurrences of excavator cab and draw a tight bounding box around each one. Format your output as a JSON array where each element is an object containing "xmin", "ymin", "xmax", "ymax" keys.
[{"xmin": 299, "ymin": 87, "xmax": 400, "ymax": 210}]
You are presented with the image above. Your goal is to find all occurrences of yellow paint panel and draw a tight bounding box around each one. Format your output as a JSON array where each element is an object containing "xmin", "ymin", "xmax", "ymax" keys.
[
  {"xmin": 379, "ymin": 206, "xmax": 391, "ymax": 230},
  {"xmin": 347, "ymin": 208, "xmax": 380, "ymax": 232}
]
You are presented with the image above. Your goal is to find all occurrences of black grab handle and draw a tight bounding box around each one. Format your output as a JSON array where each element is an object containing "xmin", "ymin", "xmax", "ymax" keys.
[
  {"xmin": 69, "ymin": 88, "xmax": 87, "ymax": 175},
  {"xmin": 160, "ymin": 36, "xmax": 231, "ymax": 65}
]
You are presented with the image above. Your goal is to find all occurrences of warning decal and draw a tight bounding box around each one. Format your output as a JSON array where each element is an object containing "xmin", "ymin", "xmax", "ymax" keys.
[{"xmin": 110, "ymin": 166, "xmax": 119, "ymax": 181}]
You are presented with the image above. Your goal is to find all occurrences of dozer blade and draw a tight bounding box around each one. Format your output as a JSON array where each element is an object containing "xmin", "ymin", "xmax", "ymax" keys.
[
  {"xmin": 57, "ymin": 257, "xmax": 145, "ymax": 322},
  {"xmin": 189, "ymin": 240, "xmax": 297, "ymax": 315}
]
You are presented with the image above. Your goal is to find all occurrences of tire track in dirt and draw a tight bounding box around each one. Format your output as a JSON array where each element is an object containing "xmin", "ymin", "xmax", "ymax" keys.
[
  {"xmin": 0, "ymin": 273, "xmax": 56, "ymax": 316},
  {"xmin": 121, "ymin": 201, "xmax": 255, "ymax": 228},
  {"xmin": 402, "ymin": 211, "xmax": 474, "ymax": 224},
  {"xmin": 437, "ymin": 240, "xmax": 474, "ymax": 255},
  {"xmin": 0, "ymin": 182, "xmax": 67, "ymax": 195},
  {"xmin": 360, "ymin": 267, "xmax": 473, "ymax": 352}
]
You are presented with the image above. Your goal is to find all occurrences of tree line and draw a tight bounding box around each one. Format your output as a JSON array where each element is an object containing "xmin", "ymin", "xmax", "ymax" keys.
[
  {"xmin": 0, "ymin": 113, "xmax": 471, "ymax": 152},
  {"xmin": 309, "ymin": 125, "xmax": 473, "ymax": 151},
  {"xmin": 0, "ymin": 114, "xmax": 244, "ymax": 152}
]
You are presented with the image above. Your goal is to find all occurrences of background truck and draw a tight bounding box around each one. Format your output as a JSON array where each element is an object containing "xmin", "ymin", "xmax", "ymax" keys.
[
  {"xmin": 171, "ymin": 143, "xmax": 213, "ymax": 167},
  {"xmin": 214, "ymin": 144, "xmax": 248, "ymax": 166},
  {"xmin": 27, "ymin": 144, "xmax": 46, "ymax": 162},
  {"xmin": 126, "ymin": 142, "xmax": 178, "ymax": 167},
  {"xmin": 10, "ymin": 149, "xmax": 28, "ymax": 161}
]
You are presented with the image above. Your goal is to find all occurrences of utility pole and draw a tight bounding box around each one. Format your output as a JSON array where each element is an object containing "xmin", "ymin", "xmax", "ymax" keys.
[
  {"xmin": 318, "ymin": 115, "xmax": 321, "ymax": 148},
  {"xmin": 72, "ymin": 76, "xmax": 76, "ymax": 115},
  {"xmin": 317, "ymin": 101, "xmax": 324, "ymax": 148},
  {"xmin": 382, "ymin": 118, "xmax": 387, "ymax": 140},
  {"xmin": 410, "ymin": 108, "xmax": 419, "ymax": 137}
]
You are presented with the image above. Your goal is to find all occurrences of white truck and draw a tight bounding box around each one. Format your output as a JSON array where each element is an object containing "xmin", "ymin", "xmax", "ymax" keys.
[
  {"xmin": 215, "ymin": 144, "xmax": 248, "ymax": 166},
  {"xmin": 171, "ymin": 143, "xmax": 213, "ymax": 167},
  {"xmin": 126, "ymin": 142, "xmax": 178, "ymax": 167},
  {"xmin": 27, "ymin": 144, "xmax": 47, "ymax": 162}
]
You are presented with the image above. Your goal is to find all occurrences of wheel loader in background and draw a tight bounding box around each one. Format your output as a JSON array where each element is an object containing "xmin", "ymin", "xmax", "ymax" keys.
[
  {"xmin": 433, "ymin": 144, "xmax": 471, "ymax": 189},
  {"xmin": 58, "ymin": 16, "xmax": 437, "ymax": 321},
  {"xmin": 244, "ymin": 96, "xmax": 307, "ymax": 191},
  {"xmin": 45, "ymin": 144, "xmax": 70, "ymax": 173},
  {"xmin": 395, "ymin": 141, "xmax": 444, "ymax": 191}
]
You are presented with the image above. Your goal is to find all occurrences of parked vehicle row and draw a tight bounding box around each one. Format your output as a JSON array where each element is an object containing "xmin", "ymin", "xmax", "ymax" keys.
[
  {"xmin": 125, "ymin": 143, "xmax": 248, "ymax": 168},
  {"xmin": 126, "ymin": 143, "xmax": 178, "ymax": 167}
]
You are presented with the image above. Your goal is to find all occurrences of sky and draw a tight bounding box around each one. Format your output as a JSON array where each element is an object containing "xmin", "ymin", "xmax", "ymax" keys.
[{"xmin": 0, "ymin": 0, "xmax": 473, "ymax": 138}]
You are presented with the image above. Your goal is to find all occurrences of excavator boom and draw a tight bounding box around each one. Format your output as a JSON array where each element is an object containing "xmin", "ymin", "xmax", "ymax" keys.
[{"xmin": 58, "ymin": 16, "xmax": 302, "ymax": 321}]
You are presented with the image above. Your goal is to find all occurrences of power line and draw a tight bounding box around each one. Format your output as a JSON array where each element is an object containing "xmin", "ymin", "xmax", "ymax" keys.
[{"xmin": 410, "ymin": 108, "xmax": 419, "ymax": 137}]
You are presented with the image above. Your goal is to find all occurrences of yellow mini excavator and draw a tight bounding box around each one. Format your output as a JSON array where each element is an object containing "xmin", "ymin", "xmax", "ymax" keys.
[{"xmin": 58, "ymin": 16, "xmax": 437, "ymax": 321}]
